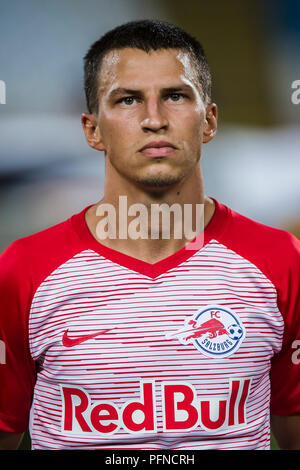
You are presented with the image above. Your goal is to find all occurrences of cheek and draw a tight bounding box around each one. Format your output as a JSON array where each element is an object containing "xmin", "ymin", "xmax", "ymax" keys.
[
  {"xmin": 99, "ymin": 117, "xmax": 139, "ymax": 158},
  {"xmin": 175, "ymin": 111, "xmax": 203, "ymax": 139},
  {"xmin": 98, "ymin": 119, "xmax": 121, "ymax": 149},
  {"xmin": 100, "ymin": 112, "xmax": 138, "ymax": 143},
  {"xmin": 177, "ymin": 113, "xmax": 204, "ymax": 155},
  {"xmin": 172, "ymin": 104, "xmax": 203, "ymax": 125}
]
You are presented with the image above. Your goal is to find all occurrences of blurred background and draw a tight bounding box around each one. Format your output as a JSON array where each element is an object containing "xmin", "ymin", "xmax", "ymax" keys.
[{"xmin": 1, "ymin": 0, "xmax": 299, "ymax": 450}]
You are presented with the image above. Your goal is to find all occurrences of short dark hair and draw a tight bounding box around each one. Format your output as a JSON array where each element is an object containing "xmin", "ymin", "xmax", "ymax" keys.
[{"xmin": 83, "ymin": 19, "xmax": 212, "ymax": 114}]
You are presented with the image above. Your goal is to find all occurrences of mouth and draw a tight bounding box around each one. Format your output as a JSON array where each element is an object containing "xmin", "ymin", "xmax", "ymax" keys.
[{"xmin": 139, "ymin": 140, "xmax": 178, "ymax": 157}]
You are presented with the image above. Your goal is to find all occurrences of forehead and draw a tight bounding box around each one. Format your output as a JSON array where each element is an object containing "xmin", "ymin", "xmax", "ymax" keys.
[{"xmin": 98, "ymin": 48, "xmax": 199, "ymax": 92}]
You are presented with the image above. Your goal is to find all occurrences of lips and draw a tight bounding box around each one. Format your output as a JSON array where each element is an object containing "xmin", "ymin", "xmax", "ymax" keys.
[{"xmin": 139, "ymin": 141, "xmax": 177, "ymax": 157}]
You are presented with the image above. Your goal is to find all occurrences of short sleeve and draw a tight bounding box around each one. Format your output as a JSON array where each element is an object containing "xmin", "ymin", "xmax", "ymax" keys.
[
  {"xmin": 0, "ymin": 240, "xmax": 36, "ymax": 432},
  {"xmin": 270, "ymin": 233, "xmax": 300, "ymax": 415}
]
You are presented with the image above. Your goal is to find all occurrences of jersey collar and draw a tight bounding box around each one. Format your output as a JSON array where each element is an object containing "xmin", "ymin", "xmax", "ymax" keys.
[{"xmin": 71, "ymin": 197, "xmax": 230, "ymax": 278}]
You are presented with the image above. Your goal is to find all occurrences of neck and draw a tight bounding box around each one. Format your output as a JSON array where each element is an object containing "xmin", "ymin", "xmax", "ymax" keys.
[{"xmin": 85, "ymin": 165, "xmax": 215, "ymax": 263}]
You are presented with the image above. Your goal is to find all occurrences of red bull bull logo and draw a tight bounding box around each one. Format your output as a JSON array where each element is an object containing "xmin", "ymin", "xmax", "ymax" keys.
[{"xmin": 166, "ymin": 305, "xmax": 245, "ymax": 358}]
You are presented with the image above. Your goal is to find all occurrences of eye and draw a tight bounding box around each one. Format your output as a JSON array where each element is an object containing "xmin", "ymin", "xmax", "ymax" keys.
[
  {"xmin": 167, "ymin": 93, "xmax": 185, "ymax": 102},
  {"xmin": 118, "ymin": 96, "xmax": 137, "ymax": 106}
]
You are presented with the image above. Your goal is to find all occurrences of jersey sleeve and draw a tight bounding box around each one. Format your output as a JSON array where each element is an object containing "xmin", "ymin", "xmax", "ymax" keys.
[
  {"xmin": 0, "ymin": 240, "xmax": 36, "ymax": 432},
  {"xmin": 270, "ymin": 232, "xmax": 300, "ymax": 415}
]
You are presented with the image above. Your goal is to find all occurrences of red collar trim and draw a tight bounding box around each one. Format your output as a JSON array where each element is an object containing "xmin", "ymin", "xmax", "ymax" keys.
[{"xmin": 71, "ymin": 197, "xmax": 230, "ymax": 278}]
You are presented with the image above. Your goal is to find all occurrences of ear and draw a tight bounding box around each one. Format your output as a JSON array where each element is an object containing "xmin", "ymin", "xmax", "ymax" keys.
[
  {"xmin": 81, "ymin": 113, "xmax": 105, "ymax": 151},
  {"xmin": 202, "ymin": 103, "xmax": 218, "ymax": 144}
]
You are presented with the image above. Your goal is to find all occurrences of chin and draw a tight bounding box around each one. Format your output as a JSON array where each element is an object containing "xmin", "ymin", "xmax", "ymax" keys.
[{"xmin": 134, "ymin": 172, "xmax": 184, "ymax": 189}]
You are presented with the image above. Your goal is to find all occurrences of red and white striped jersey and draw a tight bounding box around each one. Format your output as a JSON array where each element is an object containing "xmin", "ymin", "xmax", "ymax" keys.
[{"xmin": 0, "ymin": 197, "xmax": 300, "ymax": 450}]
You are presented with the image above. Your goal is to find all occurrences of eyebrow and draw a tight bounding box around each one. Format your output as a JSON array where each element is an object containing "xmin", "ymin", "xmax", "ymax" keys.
[{"xmin": 108, "ymin": 84, "xmax": 195, "ymax": 100}]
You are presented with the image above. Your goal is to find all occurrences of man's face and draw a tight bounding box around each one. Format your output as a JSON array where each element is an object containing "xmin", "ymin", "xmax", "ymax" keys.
[{"xmin": 83, "ymin": 47, "xmax": 217, "ymax": 190}]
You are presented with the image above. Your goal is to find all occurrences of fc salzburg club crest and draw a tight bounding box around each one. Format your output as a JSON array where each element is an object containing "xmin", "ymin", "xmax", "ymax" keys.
[{"xmin": 166, "ymin": 305, "xmax": 245, "ymax": 358}]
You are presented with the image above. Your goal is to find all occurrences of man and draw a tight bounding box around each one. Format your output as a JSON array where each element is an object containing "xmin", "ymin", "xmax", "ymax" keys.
[{"xmin": 0, "ymin": 20, "xmax": 299, "ymax": 450}]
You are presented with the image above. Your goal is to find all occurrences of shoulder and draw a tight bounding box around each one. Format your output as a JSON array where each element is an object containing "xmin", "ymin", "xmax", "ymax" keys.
[
  {"xmin": 220, "ymin": 201, "xmax": 299, "ymax": 261},
  {"xmin": 216, "ymin": 200, "xmax": 300, "ymax": 287},
  {"xmin": 0, "ymin": 212, "xmax": 85, "ymax": 290},
  {"xmin": 1, "ymin": 216, "xmax": 69, "ymax": 262}
]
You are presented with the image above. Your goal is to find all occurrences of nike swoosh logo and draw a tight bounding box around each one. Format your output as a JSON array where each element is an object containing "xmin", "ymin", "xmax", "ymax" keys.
[{"xmin": 62, "ymin": 328, "xmax": 112, "ymax": 347}]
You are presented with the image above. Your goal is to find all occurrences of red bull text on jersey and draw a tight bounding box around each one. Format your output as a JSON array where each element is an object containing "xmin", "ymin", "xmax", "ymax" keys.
[{"xmin": 0, "ymin": 198, "xmax": 300, "ymax": 449}]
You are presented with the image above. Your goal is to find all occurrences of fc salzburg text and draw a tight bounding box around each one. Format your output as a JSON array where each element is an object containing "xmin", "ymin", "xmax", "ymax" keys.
[{"xmin": 61, "ymin": 379, "xmax": 251, "ymax": 435}]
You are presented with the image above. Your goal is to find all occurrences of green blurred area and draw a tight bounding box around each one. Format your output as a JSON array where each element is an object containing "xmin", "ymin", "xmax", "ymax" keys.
[
  {"xmin": 271, "ymin": 433, "xmax": 279, "ymax": 450},
  {"xmin": 161, "ymin": 0, "xmax": 277, "ymax": 127}
]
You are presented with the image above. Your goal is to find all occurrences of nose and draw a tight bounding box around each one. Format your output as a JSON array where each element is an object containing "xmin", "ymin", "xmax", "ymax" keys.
[{"xmin": 140, "ymin": 95, "xmax": 168, "ymax": 132}]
